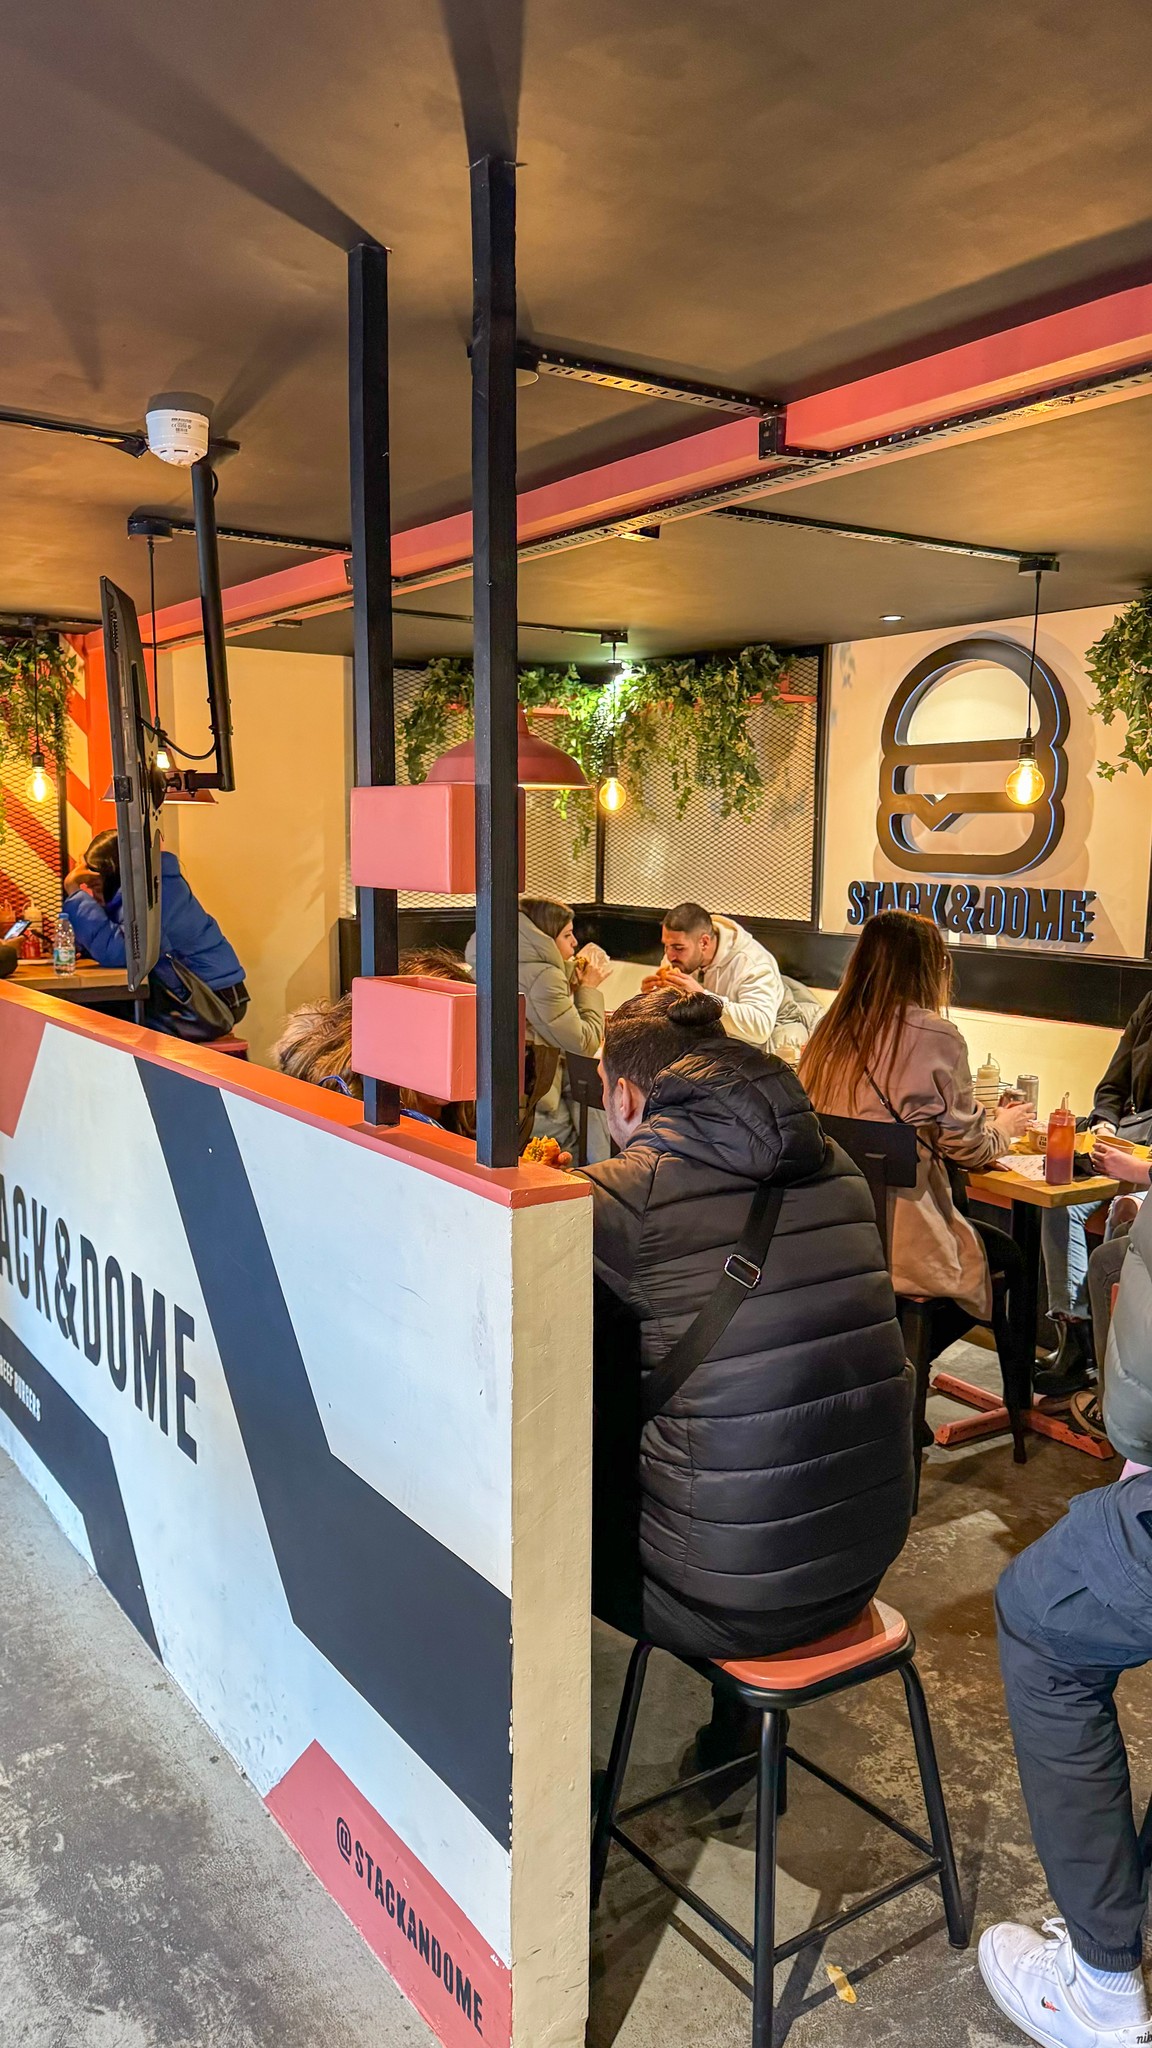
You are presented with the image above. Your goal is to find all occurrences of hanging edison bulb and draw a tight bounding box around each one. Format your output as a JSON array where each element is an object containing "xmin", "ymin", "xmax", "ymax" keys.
[
  {"xmin": 599, "ymin": 775, "xmax": 627, "ymax": 814},
  {"xmin": 155, "ymin": 735, "xmax": 172, "ymax": 772},
  {"xmin": 25, "ymin": 750, "xmax": 50, "ymax": 804},
  {"xmin": 1005, "ymin": 737, "xmax": 1045, "ymax": 807}
]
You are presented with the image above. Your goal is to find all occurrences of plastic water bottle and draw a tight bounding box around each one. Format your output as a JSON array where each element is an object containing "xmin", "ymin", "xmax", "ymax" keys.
[{"xmin": 53, "ymin": 915, "xmax": 76, "ymax": 977}]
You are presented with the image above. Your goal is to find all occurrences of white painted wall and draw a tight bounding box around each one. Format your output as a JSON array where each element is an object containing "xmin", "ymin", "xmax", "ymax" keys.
[{"xmin": 160, "ymin": 647, "xmax": 351, "ymax": 1064}]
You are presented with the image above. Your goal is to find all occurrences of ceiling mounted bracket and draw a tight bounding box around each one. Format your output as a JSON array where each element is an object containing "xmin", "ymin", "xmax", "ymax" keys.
[
  {"xmin": 129, "ymin": 510, "xmax": 347, "ymax": 552},
  {"xmin": 714, "ymin": 503, "xmax": 1060, "ymax": 570},
  {"xmin": 516, "ymin": 344, "xmax": 779, "ymax": 418}
]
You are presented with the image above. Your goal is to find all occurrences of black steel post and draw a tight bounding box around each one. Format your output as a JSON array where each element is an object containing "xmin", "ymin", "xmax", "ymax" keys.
[
  {"xmin": 594, "ymin": 800, "xmax": 607, "ymax": 904},
  {"xmin": 349, "ymin": 240, "xmax": 401, "ymax": 1128},
  {"xmin": 471, "ymin": 157, "xmax": 521, "ymax": 1167},
  {"xmin": 190, "ymin": 459, "xmax": 236, "ymax": 792}
]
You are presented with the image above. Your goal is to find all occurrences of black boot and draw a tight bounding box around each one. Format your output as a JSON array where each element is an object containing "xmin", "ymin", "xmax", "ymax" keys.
[
  {"xmin": 1034, "ymin": 1314, "xmax": 1094, "ymax": 1398},
  {"xmin": 692, "ymin": 1684, "xmax": 760, "ymax": 1772}
]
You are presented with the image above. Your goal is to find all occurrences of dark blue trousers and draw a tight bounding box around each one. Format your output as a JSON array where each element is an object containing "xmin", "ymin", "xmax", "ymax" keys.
[{"xmin": 996, "ymin": 1474, "xmax": 1152, "ymax": 1970}]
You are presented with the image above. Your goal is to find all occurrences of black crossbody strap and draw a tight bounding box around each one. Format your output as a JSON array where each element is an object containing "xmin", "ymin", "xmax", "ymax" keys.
[{"xmin": 642, "ymin": 1181, "xmax": 786, "ymax": 1423}]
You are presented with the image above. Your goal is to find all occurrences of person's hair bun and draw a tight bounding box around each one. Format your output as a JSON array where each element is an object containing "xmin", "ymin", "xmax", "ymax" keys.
[{"xmin": 665, "ymin": 990, "xmax": 724, "ymax": 1030}]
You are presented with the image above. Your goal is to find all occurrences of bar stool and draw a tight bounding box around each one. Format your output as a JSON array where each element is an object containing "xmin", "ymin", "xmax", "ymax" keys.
[
  {"xmin": 211, "ymin": 1034, "xmax": 250, "ymax": 1059},
  {"xmin": 591, "ymin": 1601, "xmax": 968, "ymax": 2048}
]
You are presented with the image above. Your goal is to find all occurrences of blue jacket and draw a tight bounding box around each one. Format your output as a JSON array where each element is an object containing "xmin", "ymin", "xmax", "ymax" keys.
[{"xmin": 65, "ymin": 851, "xmax": 244, "ymax": 993}]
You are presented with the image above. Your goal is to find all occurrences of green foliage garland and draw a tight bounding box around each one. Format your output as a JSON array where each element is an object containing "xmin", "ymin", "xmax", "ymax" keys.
[
  {"xmin": 1086, "ymin": 589, "xmax": 1152, "ymax": 779},
  {"xmin": 401, "ymin": 646, "xmax": 791, "ymax": 827},
  {"xmin": 0, "ymin": 634, "xmax": 75, "ymax": 832}
]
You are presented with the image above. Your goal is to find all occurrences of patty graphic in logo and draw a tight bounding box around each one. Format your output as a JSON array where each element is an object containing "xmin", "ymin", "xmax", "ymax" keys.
[{"xmin": 877, "ymin": 636, "xmax": 1069, "ymax": 876}]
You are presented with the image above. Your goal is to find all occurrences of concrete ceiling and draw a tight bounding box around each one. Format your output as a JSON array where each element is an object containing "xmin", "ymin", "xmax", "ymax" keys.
[{"xmin": 4, "ymin": 0, "xmax": 1152, "ymax": 652}]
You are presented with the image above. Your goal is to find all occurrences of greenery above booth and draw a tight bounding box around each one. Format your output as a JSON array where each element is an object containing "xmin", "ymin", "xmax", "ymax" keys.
[
  {"xmin": 0, "ymin": 633, "xmax": 75, "ymax": 831},
  {"xmin": 401, "ymin": 645, "xmax": 794, "ymax": 831},
  {"xmin": 1087, "ymin": 590, "xmax": 1152, "ymax": 779}
]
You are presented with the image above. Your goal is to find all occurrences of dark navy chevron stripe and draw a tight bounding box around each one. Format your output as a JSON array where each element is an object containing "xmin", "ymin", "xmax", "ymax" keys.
[
  {"xmin": 0, "ymin": 1312, "xmax": 159, "ymax": 1654},
  {"xmin": 138, "ymin": 1060, "xmax": 512, "ymax": 1848}
]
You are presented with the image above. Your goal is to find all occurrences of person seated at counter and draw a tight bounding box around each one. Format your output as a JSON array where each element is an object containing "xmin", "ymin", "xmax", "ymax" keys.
[
  {"xmin": 1036, "ymin": 990, "xmax": 1152, "ymax": 1399},
  {"xmin": 584, "ymin": 983, "xmax": 913, "ymax": 1763},
  {"xmin": 800, "ymin": 911, "xmax": 1033, "ymax": 1392},
  {"xmin": 641, "ymin": 901, "xmax": 785, "ymax": 1049},
  {"xmin": 273, "ymin": 948, "xmax": 476, "ymax": 1129},
  {"xmin": 63, "ymin": 831, "xmax": 247, "ymax": 1043}
]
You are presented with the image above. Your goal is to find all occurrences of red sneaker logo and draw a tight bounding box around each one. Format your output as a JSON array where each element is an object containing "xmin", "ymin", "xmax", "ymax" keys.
[{"xmin": 1041, "ymin": 2000, "xmax": 1058, "ymax": 2012}]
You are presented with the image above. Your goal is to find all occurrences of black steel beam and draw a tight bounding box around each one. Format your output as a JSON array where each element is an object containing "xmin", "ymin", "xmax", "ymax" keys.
[
  {"xmin": 349, "ymin": 241, "xmax": 401, "ymax": 1129},
  {"xmin": 129, "ymin": 511, "xmax": 349, "ymax": 554},
  {"xmin": 472, "ymin": 158, "xmax": 521, "ymax": 1168},
  {"xmin": 518, "ymin": 344, "xmax": 778, "ymax": 418},
  {"xmin": 712, "ymin": 503, "xmax": 1054, "ymax": 566},
  {"xmin": 190, "ymin": 459, "xmax": 236, "ymax": 792}
]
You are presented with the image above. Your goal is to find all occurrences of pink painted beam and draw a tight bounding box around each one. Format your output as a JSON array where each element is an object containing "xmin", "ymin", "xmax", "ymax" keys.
[
  {"xmin": 785, "ymin": 282, "xmax": 1152, "ymax": 450},
  {"xmin": 122, "ymin": 278, "xmax": 1152, "ymax": 648}
]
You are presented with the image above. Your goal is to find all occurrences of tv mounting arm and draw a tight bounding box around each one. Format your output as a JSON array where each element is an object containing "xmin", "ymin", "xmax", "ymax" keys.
[{"xmin": 128, "ymin": 459, "xmax": 235, "ymax": 794}]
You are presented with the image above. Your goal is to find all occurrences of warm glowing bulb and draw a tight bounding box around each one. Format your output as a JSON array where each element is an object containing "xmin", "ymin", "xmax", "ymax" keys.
[
  {"xmin": 156, "ymin": 744, "xmax": 172, "ymax": 771},
  {"xmin": 1005, "ymin": 753, "xmax": 1045, "ymax": 806},
  {"xmin": 599, "ymin": 775, "xmax": 627, "ymax": 814},
  {"xmin": 26, "ymin": 756, "xmax": 49, "ymax": 804}
]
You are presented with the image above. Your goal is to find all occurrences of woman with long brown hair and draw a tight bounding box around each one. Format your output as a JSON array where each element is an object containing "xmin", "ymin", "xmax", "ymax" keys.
[{"xmin": 801, "ymin": 910, "xmax": 1032, "ymax": 1328}]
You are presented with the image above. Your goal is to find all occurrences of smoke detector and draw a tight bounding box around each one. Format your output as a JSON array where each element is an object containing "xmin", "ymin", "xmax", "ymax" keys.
[{"xmin": 144, "ymin": 392, "xmax": 212, "ymax": 467}]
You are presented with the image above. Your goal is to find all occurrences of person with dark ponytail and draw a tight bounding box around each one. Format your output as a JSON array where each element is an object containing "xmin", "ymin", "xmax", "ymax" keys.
[{"xmin": 584, "ymin": 983, "xmax": 914, "ymax": 1763}]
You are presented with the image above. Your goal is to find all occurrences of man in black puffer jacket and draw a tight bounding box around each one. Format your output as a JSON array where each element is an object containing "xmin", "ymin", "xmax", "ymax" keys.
[{"xmin": 585, "ymin": 985, "xmax": 914, "ymax": 1680}]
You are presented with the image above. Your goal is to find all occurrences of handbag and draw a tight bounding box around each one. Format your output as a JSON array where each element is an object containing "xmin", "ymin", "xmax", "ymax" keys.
[
  {"xmin": 147, "ymin": 957, "xmax": 239, "ymax": 1042},
  {"xmin": 642, "ymin": 1181, "xmax": 786, "ymax": 1422}
]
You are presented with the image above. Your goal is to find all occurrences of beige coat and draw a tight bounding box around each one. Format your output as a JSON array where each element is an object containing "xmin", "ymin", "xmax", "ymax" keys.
[{"xmin": 815, "ymin": 1007, "xmax": 999, "ymax": 1318}]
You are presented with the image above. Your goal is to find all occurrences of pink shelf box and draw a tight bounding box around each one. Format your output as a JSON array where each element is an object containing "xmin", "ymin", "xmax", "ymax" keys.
[
  {"xmin": 351, "ymin": 975, "xmax": 525, "ymax": 1102},
  {"xmin": 350, "ymin": 783, "xmax": 526, "ymax": 895}
]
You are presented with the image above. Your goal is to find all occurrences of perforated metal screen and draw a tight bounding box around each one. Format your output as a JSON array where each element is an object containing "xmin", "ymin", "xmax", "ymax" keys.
[
  {"xmin": 0, "ymin": 760, "xmax": 62, "ymax": 932},
  {"xmin": 373, "ymin": 657, "xmax": 819, "ymax": 922},
  {"xmin": 389, "ymin": 668, "xmax": 596, "ymax": 912},
  {"xmin": 604, "ymin": 651, "xmax": 819, "ymax": 920}
]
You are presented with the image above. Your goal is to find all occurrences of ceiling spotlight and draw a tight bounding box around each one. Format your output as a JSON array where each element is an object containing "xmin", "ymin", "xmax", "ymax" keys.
[
  {"xmin": 515, "ymin": 363, "xmax": 540, "ymax": 388},
  {"xmin": 881, "ymin": 613, "xmax": 904, "ymax": 623}
]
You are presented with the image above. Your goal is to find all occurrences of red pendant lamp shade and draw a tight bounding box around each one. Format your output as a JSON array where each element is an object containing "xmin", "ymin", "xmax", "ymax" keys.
[{"xmin": 426, "ymin": 707, "xmax": 588, "ymax": 790}]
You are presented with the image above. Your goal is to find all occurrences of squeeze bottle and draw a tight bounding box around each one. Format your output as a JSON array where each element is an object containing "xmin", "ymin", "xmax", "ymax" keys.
[{"xmin": 1045, "ymin": 1094, "xmax": 1076, "ymax": 1186}]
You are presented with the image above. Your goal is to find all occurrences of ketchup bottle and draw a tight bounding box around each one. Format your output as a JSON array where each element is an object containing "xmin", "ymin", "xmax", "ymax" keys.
[{"xmin": 1045, "ymin": 1093, "xmax": 1076, "ymax": 1186}]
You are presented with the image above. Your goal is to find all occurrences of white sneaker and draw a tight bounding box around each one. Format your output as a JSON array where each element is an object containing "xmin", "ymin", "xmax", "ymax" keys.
[{"xmin": 979, "ymin": 1919, "xmax": 1152, "ymax": 2048}]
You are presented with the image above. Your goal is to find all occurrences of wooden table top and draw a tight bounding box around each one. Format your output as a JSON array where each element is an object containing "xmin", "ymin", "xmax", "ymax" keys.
[
  {"xmin": 968, "ymin": 1165, "xmax": 1122, "ymax": 1209},
  {"xmin": 11, "ymin": 960, "xmax": 134, "ymax": 995}
]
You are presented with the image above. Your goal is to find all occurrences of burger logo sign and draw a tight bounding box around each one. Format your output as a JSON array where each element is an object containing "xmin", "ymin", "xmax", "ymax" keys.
[{"xmin": 876, "ymin": 636, "xmax": 1068, "ymax": 876}]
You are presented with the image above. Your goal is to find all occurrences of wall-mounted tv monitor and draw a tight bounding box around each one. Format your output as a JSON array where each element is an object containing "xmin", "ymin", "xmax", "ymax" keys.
[{"xmin": 100, "ymin": 577, "xmax": 164, "ymax": 992}]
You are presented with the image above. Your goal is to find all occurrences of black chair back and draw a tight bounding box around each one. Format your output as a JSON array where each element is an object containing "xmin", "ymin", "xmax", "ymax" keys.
[
  {"xmin": 818, "ymin": 1113, "xmax": 919, "ymax": 1268},
  {"xmin": 566, "ymin": 1052, "xmax": 608, "ymax": 1167}
]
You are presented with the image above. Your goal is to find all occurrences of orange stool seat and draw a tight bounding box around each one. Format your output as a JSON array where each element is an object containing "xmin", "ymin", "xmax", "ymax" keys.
[
  {"xmin": 213, "ymin": 1034, "xmax": 249, "ymax": 1059},
  {"xmin": 715, "ymin": 1600, "xmax": 909, "ymax": 1693}
]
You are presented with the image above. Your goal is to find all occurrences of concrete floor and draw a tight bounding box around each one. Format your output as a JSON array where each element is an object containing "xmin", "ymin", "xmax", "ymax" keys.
[
  {"xmin": 0, "ymin": 1341, "xmax": 1144, "ymax": 2048},
  {"xmin": 589, "ymin": 1344, "xmax": 1148, "ymax": 2048}
]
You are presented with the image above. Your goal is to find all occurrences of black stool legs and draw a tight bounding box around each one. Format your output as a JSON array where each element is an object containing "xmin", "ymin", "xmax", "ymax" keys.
[
  {"xmin": 753, "ymin": 1710, "xmax": 784, "ymax": 2048},
  {"xmin": 591, "ymin": 1640, "xmax": 650, "ymax": 1908},
  {"xmin": 899, "ymin": 1662, "xmax": 967, "ymax": 1946}
]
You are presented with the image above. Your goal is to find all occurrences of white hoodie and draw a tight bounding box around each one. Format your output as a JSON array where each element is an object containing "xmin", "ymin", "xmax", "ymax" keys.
[{"xmin": 666, "ymin": 915, "xmax": 784, "ymax": 1048}]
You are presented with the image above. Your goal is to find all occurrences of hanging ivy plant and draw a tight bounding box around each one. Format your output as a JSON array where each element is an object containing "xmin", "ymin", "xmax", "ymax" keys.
[
  {"xmin": 1086, "ymin": 589, "xmax": 1152, "ymax": 779},
  {"xmin": 0, "ymin": 634, "xmax": 75, "ymax": 832},
  {"xmin": 400, "ymin": 645, "xmax": 792, "ymax": 828}
]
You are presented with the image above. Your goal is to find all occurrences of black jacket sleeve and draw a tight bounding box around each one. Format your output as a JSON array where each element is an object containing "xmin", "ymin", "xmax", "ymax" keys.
[
  {"xmin": 581, "ymin": 1148, "xmax": 656, "ymax": 1309},
  {"xmin": 1093, "ymin": 995, "xmax": 1152, "ymax": 1126}
]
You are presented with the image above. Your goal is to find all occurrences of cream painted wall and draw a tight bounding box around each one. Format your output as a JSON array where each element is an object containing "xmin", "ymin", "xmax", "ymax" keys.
[
  {"xmin": 160, "ymin": 647, "xmax": 351, "ymax": 1065},
  {"xmin": 821, "ymin": 602, "xmax": 1152, "ymax": 958}
]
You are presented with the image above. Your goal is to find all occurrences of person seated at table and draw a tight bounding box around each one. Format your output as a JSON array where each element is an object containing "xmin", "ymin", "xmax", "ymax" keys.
[
  {"xmin": 980, "ymin": 1195, "xmax": 1152, "ymax": 2048},
  {"xmin": 1065, "ymin": 1141, "xmax": 1152, "ymax": 1441},
  {"xmin": 467, "ymin": 895, "xmax": 610, "ymax": 1151},
  {"xmin": 799, "ymin": 911, "xmax": 1033, "ymax": 1372},
  {"xmin": 584, "ymin": 982, "xmax": 914, "ymax": 1761},
  {"xmin": 63, "ymin": 830, "xmax": 247, "ymax": 1043},
  {"xmin": 1037, "ymin": 993, "xmax": 1152, "ymax": 1398},
  {"xmin": 642, "ymin": 901, "xmax": 784, "ymax": 1049}
]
